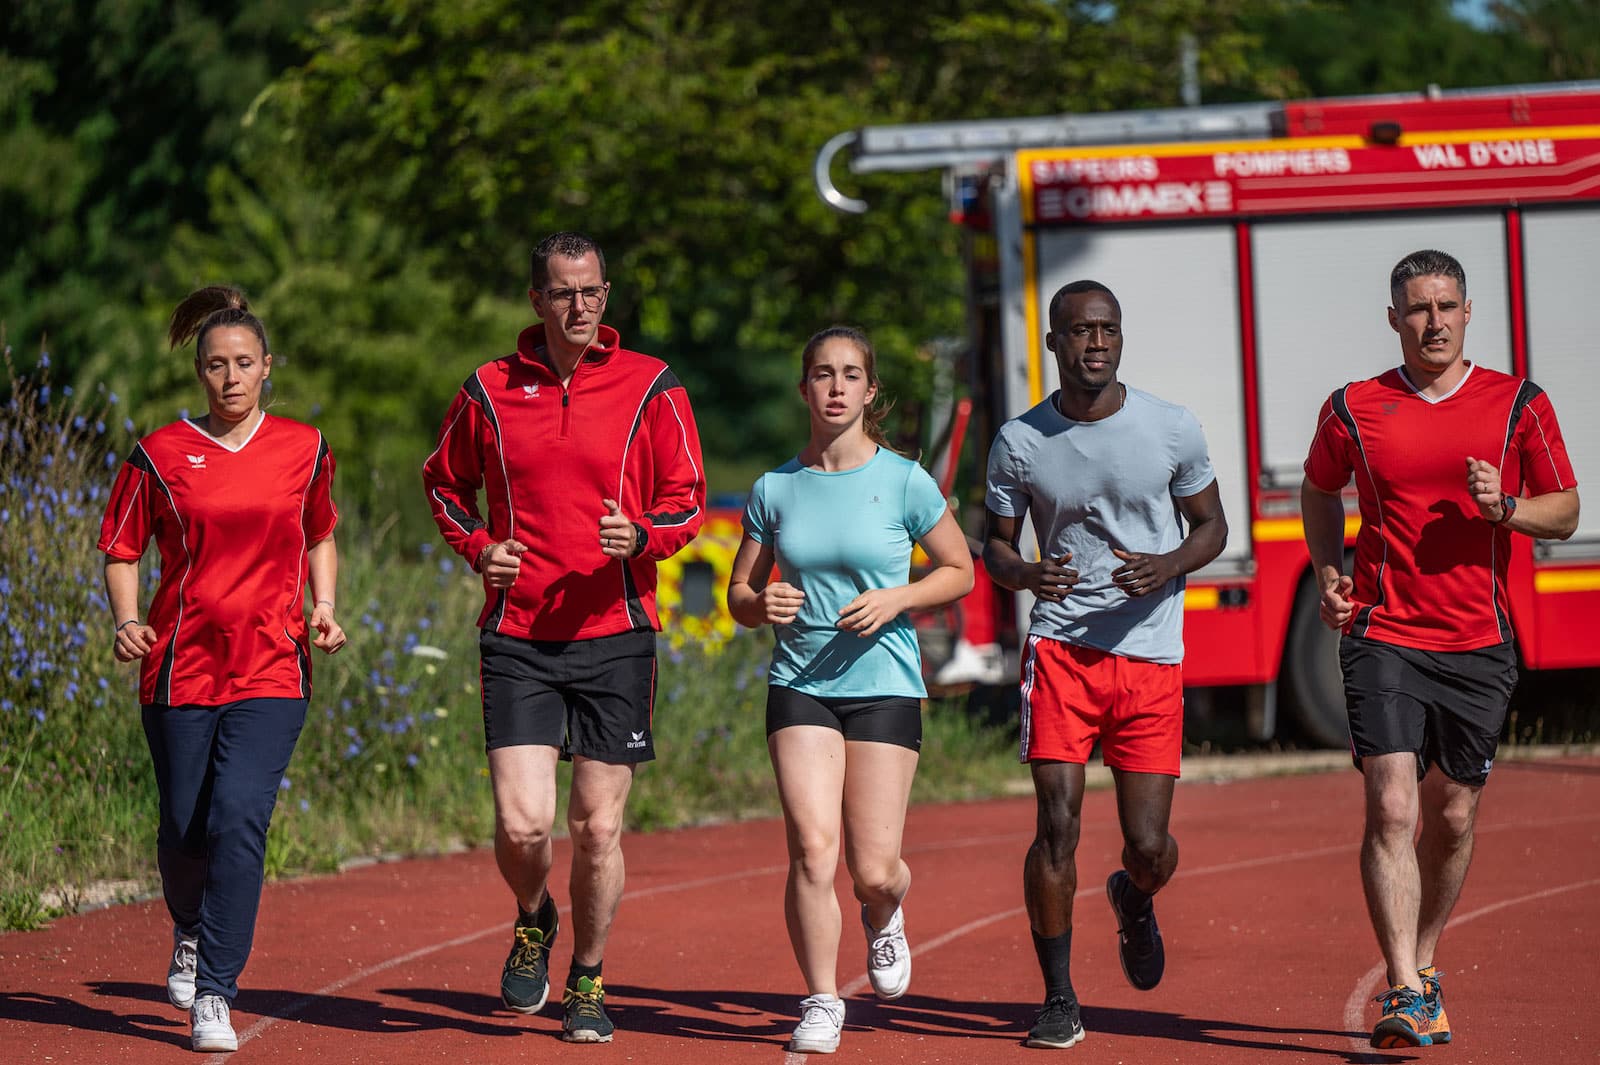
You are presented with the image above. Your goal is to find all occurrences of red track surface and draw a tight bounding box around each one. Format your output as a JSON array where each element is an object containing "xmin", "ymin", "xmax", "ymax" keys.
[{"xmin": 3, "ymin": 759, "xmax": 1598, "ymax": 1064}]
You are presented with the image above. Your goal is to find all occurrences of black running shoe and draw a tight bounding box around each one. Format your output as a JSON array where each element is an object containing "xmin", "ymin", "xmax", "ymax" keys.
[
  {"xmin": 500, "ymin": 899, "xmax": 558, "ymax": 1013},
  {"xmin": 1025, "ymin": 993, "xmax": 1085, "ymax": 1049},
  {"xmin": 1106, "ymin": 870, "xmax": 1164, "ymax": 991},
  {"xmin": 562, "ymin": 975, "xmax": 615, "ymax": 1043}
]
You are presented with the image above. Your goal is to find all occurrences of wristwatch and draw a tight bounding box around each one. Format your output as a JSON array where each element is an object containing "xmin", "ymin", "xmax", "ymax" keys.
[
  {"xmin": 1494, "ymin": 494, "xmax": 1518, "ymax": 525},
  {"xmin": 631, "ymin": 522, "xmax": 649, "ymax": 558}
]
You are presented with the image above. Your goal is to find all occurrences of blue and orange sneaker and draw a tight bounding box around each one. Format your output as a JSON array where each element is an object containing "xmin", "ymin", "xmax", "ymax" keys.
[
  {"xmin": 1371, "ymin": 985, "xmax": 1433, "ymax": 1048},
  {"xmin": 1418, "ymin": 966, "xmax": 1452, "ymax": 1044}
]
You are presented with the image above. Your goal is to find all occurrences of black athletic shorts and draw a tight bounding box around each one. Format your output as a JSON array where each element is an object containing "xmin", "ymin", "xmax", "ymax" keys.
[
  {"xmin": 765, "ymin": 685, "xmax": 923, "ymax": 752},
  {"xmin": 479, "ymin": 628, "xmax": 657, "ymax": 762},
  {"xmin": 1339, "ymin": 635, "xmax": 1517, "ymax": 787}
]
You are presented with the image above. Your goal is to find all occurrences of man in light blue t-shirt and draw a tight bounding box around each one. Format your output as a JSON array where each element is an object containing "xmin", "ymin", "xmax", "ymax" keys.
[{"xmin": 983, "ymin": 280, "xmax": 1228, "ymax": 1049}]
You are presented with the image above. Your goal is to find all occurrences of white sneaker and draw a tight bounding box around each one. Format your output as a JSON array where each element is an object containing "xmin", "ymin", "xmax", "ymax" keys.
[
  {"xmin": 861, "ymin": 903, "xmax": 911, "ymax": 1000},
  {"xmin": 166, "ymin": 927, "xmax": 197, "ymax": 1010},
  {"xmin": 933, "ymin": 640, "xmax": 1008, "ymax": 686},
  {"xmin": 191, "ymin": 993, "xmax": 238, "ymax": 1053},
  {"xmin": 790, "ymin": 994, "xmax": 845, "ymax": 1054}
]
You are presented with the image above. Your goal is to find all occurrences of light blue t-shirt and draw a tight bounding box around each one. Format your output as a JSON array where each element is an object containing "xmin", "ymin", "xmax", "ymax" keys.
[
  {"xmin": 743, "ymin": 448, "xmax": 948, "ymax": 697},
  {"xmin": 985, "ymin": 387, "xmax": 1215, "ymax": 664}
]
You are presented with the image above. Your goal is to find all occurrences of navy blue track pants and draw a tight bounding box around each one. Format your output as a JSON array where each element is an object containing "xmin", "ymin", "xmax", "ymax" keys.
[{"xmin": 141, "ymin": 698, "xmax": 307, "ymax": 1002}]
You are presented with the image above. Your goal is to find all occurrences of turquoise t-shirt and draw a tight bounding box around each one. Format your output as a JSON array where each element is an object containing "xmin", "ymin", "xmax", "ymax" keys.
[{"xmin": 743, "ymin": 448, "xmax": 948, "ymax": 698}]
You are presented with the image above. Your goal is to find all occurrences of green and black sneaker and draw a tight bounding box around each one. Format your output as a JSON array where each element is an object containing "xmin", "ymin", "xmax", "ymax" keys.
[
  {"xmin": 500, "ymin": 897, "xmax": 558, "ymax": 1014},
  {"xmin": 562, "ymin": 975, "xmax": 615, "ymax": 1043}
]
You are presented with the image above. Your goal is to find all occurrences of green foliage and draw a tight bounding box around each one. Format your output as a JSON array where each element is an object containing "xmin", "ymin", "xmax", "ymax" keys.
[{"xmin": 0, "ymin": 1, "xmax": 331, "ymax": 382}]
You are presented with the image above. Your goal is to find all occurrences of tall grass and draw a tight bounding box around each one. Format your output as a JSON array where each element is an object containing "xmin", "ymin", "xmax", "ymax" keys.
[{"xmin": 0, "ymin": 356, "xmax": 1024, "ymax": 931}]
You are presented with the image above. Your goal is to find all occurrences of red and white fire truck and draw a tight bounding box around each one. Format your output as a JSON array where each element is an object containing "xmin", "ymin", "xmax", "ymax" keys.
[{"xmin": 811, "ymin": 81, "xmax": 1600, "ymax": 744}]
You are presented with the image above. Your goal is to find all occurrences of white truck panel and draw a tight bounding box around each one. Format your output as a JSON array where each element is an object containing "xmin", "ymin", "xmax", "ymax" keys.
[
  {"xmin": 1521, "ymin": 207, "xmax": 1600, "ymax": 546},
  {"xmin": 1251, "ymin": 215, "xmax": 1512, "ymax": 488}
]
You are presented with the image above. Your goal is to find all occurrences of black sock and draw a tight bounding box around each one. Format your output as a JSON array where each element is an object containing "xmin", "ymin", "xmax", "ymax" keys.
[
  {"xmin": 1117, "ymin": 874, "xmax": 1154, "ymax": 913},
  {"xmin": 1032, "ymin": 930, "xmax": 1073, "ymax": 1001},
  {"xmin": 518, "ymin": 892, "xmax": 557, "ymax": 933},
  {"xmin": 568, "ymin": 959, "xmax": 602, "ymax": 986}
]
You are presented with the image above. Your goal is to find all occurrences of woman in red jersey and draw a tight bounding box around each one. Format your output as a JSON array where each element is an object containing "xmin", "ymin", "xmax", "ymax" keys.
[{"xmin": 98, "ymin": 286, "xmax": 345, "ymax": 1054}]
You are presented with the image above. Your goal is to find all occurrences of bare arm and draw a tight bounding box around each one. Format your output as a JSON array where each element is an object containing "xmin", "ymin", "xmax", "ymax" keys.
[
  {"xmin": 726, "ymin": 533, "xmax": 804, "ymax": 629},
  {"xmin": 1300, "ymin": 476, "xmax": 1354, "ymax": 630},
  {"xmin": 981, "ymin": 509, "xmax": 1080, "ymax": 602},
  {"xmin": 1466, "ymin": 456, "xmax": 1580, "ymax": 540},
  {"xmin": 104, "ymin": 557, "xmax": 157, "ymax": 662},
  {"xmin": 306, "ymin": 535, "xmax": 346, "ymax": 654},
  {"xmin": 836, "ymin": 510, "xmax": 975, "ymax": 637},
  {"xmin": 1110, "ymin": 480, "xmax": 1229, "ymax": 596}
]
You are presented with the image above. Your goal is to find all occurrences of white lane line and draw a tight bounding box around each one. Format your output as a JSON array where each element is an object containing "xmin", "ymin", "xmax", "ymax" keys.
[{"xmin": 1340, "ymin": 876, "xmax": 1600, "ymax": 1051}]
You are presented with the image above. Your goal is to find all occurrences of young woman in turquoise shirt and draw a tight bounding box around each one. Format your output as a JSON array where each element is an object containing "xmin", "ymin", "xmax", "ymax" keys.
[{"xmin": 727, "ymin": 326, "xmax": 972, "ymax": 1054}]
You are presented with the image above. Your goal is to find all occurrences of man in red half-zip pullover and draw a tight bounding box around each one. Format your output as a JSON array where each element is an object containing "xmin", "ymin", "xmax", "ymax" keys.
[{"xmin": 423, "ymin": 232, "xmax": 706, "ymax": 1044}]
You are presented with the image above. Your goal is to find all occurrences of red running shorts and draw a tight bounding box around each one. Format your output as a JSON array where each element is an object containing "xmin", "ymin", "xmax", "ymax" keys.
[{"xmin": 1019, "ymin": 635, "xmax": 1182, "ymax": 776}]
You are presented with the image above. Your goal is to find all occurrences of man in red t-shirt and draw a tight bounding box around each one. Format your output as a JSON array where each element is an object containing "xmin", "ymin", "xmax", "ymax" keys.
[{"xmin": 1301, "ymin": 249, "xmax": 1580, "ymax": 1050}]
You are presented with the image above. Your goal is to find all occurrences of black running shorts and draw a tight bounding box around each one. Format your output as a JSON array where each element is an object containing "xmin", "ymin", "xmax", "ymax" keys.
[
  {"xmin": 1339, "ymin": 635, "xmax": 1517, "ymax": 787},
  {"xmin": 479, "ymin": 628, "xmax": 657, "ymax": 762},
  {"xmin": 765, "ymin": 685, "xmax": 923, "ymax": 751}
]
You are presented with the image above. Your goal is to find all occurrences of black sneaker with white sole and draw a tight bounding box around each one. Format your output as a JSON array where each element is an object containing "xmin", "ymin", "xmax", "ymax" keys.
[
  {"xmin": 1106, "ymin": 870, "xmax": 1165, "ymax": 991},
  {"xmin": 1025, "ymin": 993, "xmax": 1085, "ymax": 1049}
]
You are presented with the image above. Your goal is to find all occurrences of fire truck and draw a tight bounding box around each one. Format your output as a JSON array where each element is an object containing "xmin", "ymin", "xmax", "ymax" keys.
[{"xmin": 808, "ymin": 81, "xmax": 1600, "ymax": 745}]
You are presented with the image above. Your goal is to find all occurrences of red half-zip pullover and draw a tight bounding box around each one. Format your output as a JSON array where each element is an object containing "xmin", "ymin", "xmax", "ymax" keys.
[{"xmin": 423, "ymin": 323, "xmax": 706, "ymax": 640}]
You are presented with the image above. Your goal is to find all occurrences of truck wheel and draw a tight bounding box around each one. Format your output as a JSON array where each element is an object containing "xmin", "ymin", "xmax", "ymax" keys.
[{"xmin": 1282, "ymin": 577, "xmax": 1348, "ymax": 748}]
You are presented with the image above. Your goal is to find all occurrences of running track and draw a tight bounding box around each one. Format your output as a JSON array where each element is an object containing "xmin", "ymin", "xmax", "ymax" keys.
[{"xmin": 3, "ymin": 759, "xmax": 1597, "ymax": 1064}]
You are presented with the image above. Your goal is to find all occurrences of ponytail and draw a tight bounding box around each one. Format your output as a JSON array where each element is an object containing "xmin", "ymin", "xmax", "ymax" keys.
[{"xmin": 168, "ymin": 285, "xmax": 269, "ymax": 357}]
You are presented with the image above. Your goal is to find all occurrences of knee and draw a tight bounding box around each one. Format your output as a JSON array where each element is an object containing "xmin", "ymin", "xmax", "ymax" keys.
[
  {"xmin": 567, "ymin": 808, "xmax": 624, "ymax": 859},
  {"xmin": 846, "ymin": 856, "xmax": 900, "ymax": 899},
  {"xmin": 1122, "ymin": 829, "xmax": 1171, "ymax": 876},
  {"xmin": 789, "ymin": 831, "xmax": 841, "ymax": 886},
  {"xmin": 1033, "ymin": 810, "xmax": 1081, "ymax": 869},
  {"xmin": 1365, "ymin": 784, "xmax": 1418, "ymax": 839},
  {"xmin": 498, "ymin": 805, "xmax": 555, "ymax": 853},
  {"xmin": 1430, "ymin": 795, "xmax": 1477, "ymax": 845}
]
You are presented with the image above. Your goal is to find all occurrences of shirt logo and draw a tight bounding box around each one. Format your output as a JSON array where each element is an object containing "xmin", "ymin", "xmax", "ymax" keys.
[
  {"xmin": 627, "ymin": 730, "xmax": 648, "ymax": 749},
  {"xmin": 523, "ymin": 384, "xmax": 541, "ymax": 398},
  {"xmin": 186, "ymin": 453, "xmax": 207, "ymax": 470},
  {"xmin": 1382, "ymin": 400, "xmax": 1401, "ymax": 414}
]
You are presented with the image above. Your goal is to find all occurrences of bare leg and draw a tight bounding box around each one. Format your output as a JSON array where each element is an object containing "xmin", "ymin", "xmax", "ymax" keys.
[
  {"xmin": 1415, "ymin": 770, "xmax": 1483, "ymax": 968},
  {"xmin": 769, "ymin": 726, "xmax": 848, "ymax": 996},
  {"xmin": 1109, "ymin": 768, "xmax": 1178, "ymax": 893},
  {"xmin": 1025, "ymin": 761, "xmax": 1086, "ymax": 937},
  {"xmin": 1360, "ymin": 752, "xmax": 1424, "ymax": 991},
  {"xmin": 841, "ymin": 740, "xmax": 919, "ymax": 930},
  {"xmin": 487, "ymin": 745, "xmax": 561, "ymax": 912},
  {"xmin": 566, "ymin": 756, "xmax": 637, "ymax": 967}
]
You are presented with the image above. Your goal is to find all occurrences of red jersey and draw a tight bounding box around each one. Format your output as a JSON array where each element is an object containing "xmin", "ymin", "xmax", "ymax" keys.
[
  {"xmin": 1304, "ymin": 363, "xmax": 1575, "ymax": 652},
  {"xmin": 98, "ymin": 415, "xmax": 339, "ymax": 705},
  {"xmin": 422, "ymin": 323, "xmax": 706, "ymax": 641}
]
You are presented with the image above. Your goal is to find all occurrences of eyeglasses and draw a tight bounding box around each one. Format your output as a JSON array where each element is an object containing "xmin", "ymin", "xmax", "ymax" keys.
[{"xmin": 542, "ymin": 284, "xmax": 609, "ymax": 310}]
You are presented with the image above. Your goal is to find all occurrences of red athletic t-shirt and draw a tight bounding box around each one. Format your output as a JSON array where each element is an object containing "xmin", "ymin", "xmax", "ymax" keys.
[
  {"xmin": 1303, "ymin": 364, "xmax": 1575, "ymax": 652},
  {"xmin": 98, "ymin": 415, "xmax": 338, "ymax": 705}
]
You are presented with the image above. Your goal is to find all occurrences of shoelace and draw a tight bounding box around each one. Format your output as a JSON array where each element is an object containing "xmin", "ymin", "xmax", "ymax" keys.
[
  {"xmin": 564, "ymin": 984, "xmax": 606, "ymax": 1021},
  {"xmin": 1037, "ymin": 995, "xmax": 1077, "ymax": 1024},
  {"xmin": 194, "ymin": 997, "xmax": 229, "ymax": 1025},
  {"xmin": 869, "ymin": 933, "xmax": 900, "ymax": 968},
  {"xmin": 1375, "ymin": 987, "xmax": 1424, "ymax": 1015},
  {"xmin": 173, "ymin": 940, "xmax": 197, "ymax": 971},
  {"xmin": 796, "ymin": 1000, "xmax": 842, "ymax": 1033},
  {"xmin": 508, "ymin": 927, "xmax": 550, "ymax": 972}
]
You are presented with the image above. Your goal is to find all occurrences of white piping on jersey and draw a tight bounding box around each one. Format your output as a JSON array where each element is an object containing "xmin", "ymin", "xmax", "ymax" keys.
[
  {"xmin": 140, "ymin": 453, "xmax": 195, "ymax": 706},
  {"xmin": 292, "ymin": 433, "xmax": 324, "ymax": 695},
  {"xmin": 653, "ymin": 390, "xmax": 703, "ymax": 528},
  {"xmin": 476, "ymin": 371, "xmax": 516, "ymax": 542},
  {"xmin": 1396, "ymin": 361, "xmax": 1475, "ymax": 404},
  {"xmin": 1523, "ymin": 404, "xmax": 1568, "ymax": 490},
  {"xmin": 104, "ymin": 476, "xmax": 146, "ymax": 554},
  {"xmin": 180, "ymin": 411, "xmax": 268, "ymax": 452}
]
